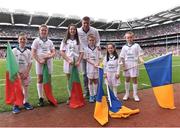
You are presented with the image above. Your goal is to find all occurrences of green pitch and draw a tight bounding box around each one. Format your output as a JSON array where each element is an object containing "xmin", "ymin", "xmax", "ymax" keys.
[{"xmin": 0, "ymin": 57, "xmax": 180, "ymax": 112}]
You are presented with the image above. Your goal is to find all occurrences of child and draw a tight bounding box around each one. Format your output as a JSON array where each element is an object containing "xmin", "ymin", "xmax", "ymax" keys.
[
  {"xmin": 60, "ymin": 24, "xmax": 83, "ymax": 104},
  {"xmin": 12, "ymin": 32, "xmax": 33, "ymax": 114},
  {"xmin": 31, "ymin": 24, "xmax": 55, "ymax": 106},
  {"xmin": 120, "ymin": 31, "xmax": 144, "ymax": 102},
  {"xmin": 84, "ymin": 34, "xmax": 100, "ymax": 103},
  {"xmin": 103, "ymin": 43, "xmax": 120, "ymax": 99}
]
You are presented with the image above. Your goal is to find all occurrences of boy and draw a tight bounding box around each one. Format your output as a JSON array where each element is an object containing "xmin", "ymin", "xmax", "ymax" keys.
[
  {"xmin": 31, "ymin": 24, "xmax": 55, "ymax": 106},
  {"xmin": 12, "ymin": 32, "xmax": 33, "ymax": 113},
  {"xmin": 120, "ymin": 31, "xmax": 144, "ymax": 102}
]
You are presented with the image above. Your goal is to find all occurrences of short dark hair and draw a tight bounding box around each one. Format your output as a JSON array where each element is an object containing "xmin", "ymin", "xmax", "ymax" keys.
[
  {"xmin": 82, "ymin": 16, "xmax": 90, "ymax": 21},
  {"xmin": 39, "ymin": 24, "xmax": 48, "ymax": 29}
]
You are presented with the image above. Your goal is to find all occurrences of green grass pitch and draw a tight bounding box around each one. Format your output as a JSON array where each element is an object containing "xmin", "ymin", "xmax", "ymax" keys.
[{"xmin": 0, "ymin": 56, "xmax": 180, "ymax": 112}]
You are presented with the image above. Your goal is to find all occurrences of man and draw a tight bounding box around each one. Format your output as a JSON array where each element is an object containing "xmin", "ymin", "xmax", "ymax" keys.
[{"xmin": 78, "ymin": 16, "xmax": 101, "ymax": 98}]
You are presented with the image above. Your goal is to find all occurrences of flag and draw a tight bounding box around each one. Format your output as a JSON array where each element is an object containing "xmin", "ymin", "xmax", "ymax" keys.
[
  {"xmin": 94, "ymin": 68, "xmax": 108, "ymax": 126},
  {"xmin": 43, "ymin": 64, "xmax": 57, "ymax": 106},
  {"xmin": 144, "ymin": 53, "xmax": 175, "ymax": 109},
  {"xmin": 108, "ymin": 87, "xmax": 140, "ymax": 118},
  {"xmin": 69, "ymin": 64, "xmax": 85, "ymax": 108},
  {"xmin": 5, "ymin": 43, "xmax": 24, "ymax": 106}
]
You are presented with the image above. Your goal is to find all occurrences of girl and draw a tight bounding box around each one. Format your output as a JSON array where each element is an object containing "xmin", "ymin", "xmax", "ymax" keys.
[
  {"xmin": 12, "ymin": 32, "xmax": 33, "ymax": 113},
  {"xmin": 103, "ymin": 43, "xmax": 120, "ymax": 99},
  {"xmin": 85, "ymin": 34, "xmax": 101, "ymax": 103},
  {"xmin": 120, "ymin": 31, "xmax": 144, "ymax": 102},
  {"xmin": 60, "ymin": 24, "xmax": 83, "ymax": 104}
]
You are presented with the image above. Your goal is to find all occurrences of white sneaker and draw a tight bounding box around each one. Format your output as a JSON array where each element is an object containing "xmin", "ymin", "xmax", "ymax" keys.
[
  {"xmin": 133, "ymin": 94, "xmax": 140, "ymax": 102},
  {"xmin": 123, "ymin": 93, "xmax": 129, "ymax": 100}
]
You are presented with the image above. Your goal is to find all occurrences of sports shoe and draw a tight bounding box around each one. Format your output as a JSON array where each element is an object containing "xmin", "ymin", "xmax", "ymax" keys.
[
  {"xmin": 89, "ymin": 96, "xmax": 95, "ymax": 103},
  {"xmin": 133, "ymin": 94, "xmax": 140, "ymax": 102},
  {"xmin": 123, "ymin": 93, "xmax": 129, "ymax": 101},
  {"xmin": 38, "ymin": 97, "xmax": 44, "ymax": 107},
  {"xmin": 93, "ymin": 95, "xmax": 97, "ymax": 102},
  {"xmin": 66, "ymin": 97, "xmax": 70, "ymax": 105},
  {"xmin": 12, "ymin": 105, "xmax": 20, "ymax": 114},
  {"xmin": 24, "ymin": 102, "xmax": 33, "ymax": 110},
  {"xmin": 83, "ymin": 93, "xmax": 90, "ymax": 99}
]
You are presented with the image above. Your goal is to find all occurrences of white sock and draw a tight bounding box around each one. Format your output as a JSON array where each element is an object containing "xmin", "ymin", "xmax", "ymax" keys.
[
  {"xmin": 125, "ymin": 82, "xmax": 130, "ymax": 94},
  {"xmin": 88, "ymin": 82, "xmax": 93, "ymax": 96},
  {"xmin": 93, "ymin": 83, "xmax": 98, "ymax": 96},
  {"xmin": 133, "ymin": 84, "xmax": 138, "ymax": 96},
  {"xmin": 37, "ymin": 83, "xmax": 43, "ymax": 98},
  {"xmin": 22, "ymin": 86, "xmax": 28, "ymax": 104}
]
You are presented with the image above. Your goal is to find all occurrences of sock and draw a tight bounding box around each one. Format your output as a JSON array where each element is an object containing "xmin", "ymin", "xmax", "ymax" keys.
[{"xmin": 37, "ymin": 83, "xmax": 43, "ymax": 98}]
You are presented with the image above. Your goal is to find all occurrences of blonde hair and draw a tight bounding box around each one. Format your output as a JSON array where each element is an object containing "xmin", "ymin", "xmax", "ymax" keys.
[{"xmin": 125, "ymin": 31, "xmax": 135, "ymax": 36}]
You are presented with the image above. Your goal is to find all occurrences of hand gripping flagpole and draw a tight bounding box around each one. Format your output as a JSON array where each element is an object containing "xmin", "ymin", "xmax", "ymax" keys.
[{"xmin": 104, "ymin": 78, "xmax": 112, "ymax": 107}]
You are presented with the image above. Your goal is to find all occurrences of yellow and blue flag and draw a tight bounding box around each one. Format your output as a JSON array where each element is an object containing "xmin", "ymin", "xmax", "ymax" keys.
[
  {"xmin": 94, "ymin": 68, "xmax": 108, "ymax": 126},
  {"xmin": 108, "ymin": 87, "xmax": 140, "ymax": 118},
  {"xmin": 144, "ymin": 53, "xmax": 175, "ymax": 109}
]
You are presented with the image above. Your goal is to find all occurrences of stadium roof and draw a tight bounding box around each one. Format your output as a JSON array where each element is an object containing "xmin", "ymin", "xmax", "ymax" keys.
[{"xmin": 0, "ymin": 6, "xmax": 180, "ymax": 30}]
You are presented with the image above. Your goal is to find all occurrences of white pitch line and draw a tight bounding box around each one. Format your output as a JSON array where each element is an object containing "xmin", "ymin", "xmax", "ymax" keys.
[{"xmin": 141, "ymin": 83, "xmax": 151, "ymax": 86}]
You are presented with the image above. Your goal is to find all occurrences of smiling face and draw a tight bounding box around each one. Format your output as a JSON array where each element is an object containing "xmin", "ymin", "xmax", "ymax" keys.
[
  {"xmin": 39, "ymin": 26, "xmax": 48, "ymax": 38},
  {"xmin": 69, "ymin": 25, "xmax": 76, "ymax": 37},
  {"xmin": 18, "ymin": 35, "xmax": 27, "ymax": 48},
  {"xmin": 82, "ymin": 19, "xmax": 90, "ymax": 32},
  {"xmin": 125, "ymin": 33, "xmax": 134, "ymax": 44},
  {"xmin": 88, "ymin": 35, "xmax": 96, "ymax": 47},
  {"xmin": 107, "ymin": 44, "xmax": 115, "ymax": 55}
]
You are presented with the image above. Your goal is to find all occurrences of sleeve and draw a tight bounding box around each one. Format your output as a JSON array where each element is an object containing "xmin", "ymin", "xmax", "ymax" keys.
[
  {"xmin": 116, "ymin": 58, "xmax": 120, "ymax": 75},
  {"xmin": 103, "ymin": 56, "xmax": 107, "ymax": 73},
  {"xmin": 95, "ymin": 29, "xmax": 100, "ymax": 47},
  {"xmin": 31, "ymin": 39, "xmax": 38, "ymax": 50},
  {"xmin": 79, "ymin": 43, "xmax": 84, "ymax": 53},
  {"xmin": 119, "ymin": 47, "xmax": 125, "ymax": 58},
  {"xmin": 50, "ymin": 40, "xmax": 55, "ymax": 50},
  {"xmin": 60, "ymin": 40, "xmax": 66, "ymax": 51},
  {"xmin": 28, "ymin": 50, "xmax": 32, "ymax": 64}
]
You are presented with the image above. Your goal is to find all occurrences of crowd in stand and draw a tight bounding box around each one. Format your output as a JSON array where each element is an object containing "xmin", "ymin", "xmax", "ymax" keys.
[
  {"xmin": 0, "ymin": 21, "xmax": 179, "ymax": 59},
  {"xmin": 0, "ymin": 22, "xmax": 179, "ymax": 40}
]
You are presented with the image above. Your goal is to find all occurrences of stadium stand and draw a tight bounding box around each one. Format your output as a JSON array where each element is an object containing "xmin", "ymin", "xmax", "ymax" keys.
[{"xmin": 0, "ymin": 6, "xmax": 180, "ymax": 58}]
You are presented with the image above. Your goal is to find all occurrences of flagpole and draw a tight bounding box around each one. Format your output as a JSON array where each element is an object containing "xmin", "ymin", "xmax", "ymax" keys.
[{"xmin": 104, "ymin": 78, "xmax": 112, "ymax": 107}]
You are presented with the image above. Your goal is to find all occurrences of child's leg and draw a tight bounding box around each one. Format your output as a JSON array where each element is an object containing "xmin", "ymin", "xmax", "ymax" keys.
[
  {"xmin": 93, "ymin": 79, "xmax": 98, "ymax": 96},
  {"xmin": 132, "ymin": 77, "xmax": 140, "ymax": 101},
  {"xmin": 88, "ymin": 79, "xmax": 94, "ymax": 102},
  {"xmin": 123, "ymin": 77, "xmax": 130, "ymax": 100},
  {"xmin": 66, "ymin": 74, "xmax": 71, "ymax": 97},
  {"xmin": 22, "ymin": 85, "xmax": 28, "ymax": 104},
  {"xmin": 37, "ymin": 75, "xmax": 43, "ymax": 99}
]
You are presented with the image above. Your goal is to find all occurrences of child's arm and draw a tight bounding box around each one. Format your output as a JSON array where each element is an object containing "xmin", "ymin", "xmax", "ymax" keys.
[
  {"xmin": 44, "ymin": 49, "xmax": 56, "ymax": 60},
  {"xmin": 75, "ymin": 52, "xmax": 83, "ymax": 66},
  {"xmin": 60, "ymin": 50, "xmax": 73, "ymax": 64},
  {"xmin": 139, "ymin": 55, "xmax": 144, "ymax": 64},
  {"xmin": 31, "ymin": 49, "xmax": 45, "ymax": 64}
]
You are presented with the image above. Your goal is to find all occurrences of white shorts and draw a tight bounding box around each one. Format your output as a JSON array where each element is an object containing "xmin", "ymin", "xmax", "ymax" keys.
[
  {"xmin": 87, "ymin": 72, "xmax": 98, "ymax": 79},
  {"xmin": 106, "ymin": 72, "xmax": 120, "ymax": 86},
  {"xmin": 63, "ymin": 60, "xmax": 81, "ymax": 74},
  {"xmin": 123, "ymin": 63, "xmax": 139, "ymax": 77},
  {"xmin": 35, "ymin": 59, "xmax": 53, "ymax": 75}
]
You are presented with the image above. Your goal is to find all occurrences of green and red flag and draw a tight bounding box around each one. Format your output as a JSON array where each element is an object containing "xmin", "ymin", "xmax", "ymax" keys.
[
  {"xmin": 5, "ymin": 43, "xmax": 24, "ymax": 106},
  {"xmin": 42, "ymin": 63, "xmax": 57, "ymax": 106},
  {"xmin": 69, "ymin": 64, "xmax": 85, "ymax": 108}
]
